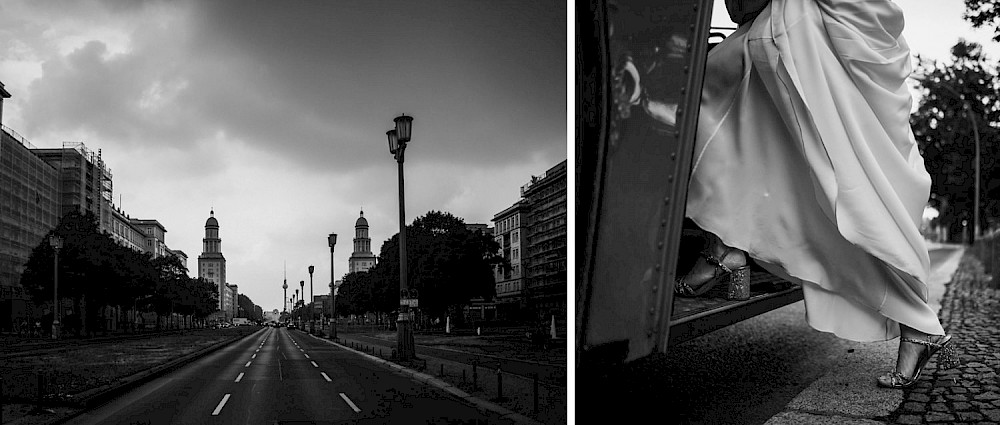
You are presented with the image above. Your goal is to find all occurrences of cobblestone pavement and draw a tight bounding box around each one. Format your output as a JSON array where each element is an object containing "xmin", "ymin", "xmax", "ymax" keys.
[{"xmin": 886, "ymin": 253, "xmax": 1000, "ymax": 424}]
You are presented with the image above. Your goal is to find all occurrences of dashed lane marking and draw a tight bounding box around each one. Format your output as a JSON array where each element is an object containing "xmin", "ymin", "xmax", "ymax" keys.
[
  {"xmin": 304, "ymin": 353, "xmax": 310, "ymax": 359},
  {"xmin": 311, "ymin": 361, "xmax": 319, "ymax": 368},
  {"xmin": 245, "ymin": 360, "xmax": 252, "ymax": 367},
  {"xmin": 340, "ymin": 393, "xmax": 361, "ymax": 413},
  {"xmin": 211, "ymin": 394, "xmax": 231, "ymax": 416},
  {"xmin": 252, "ymin": 353, "xmax": 257, "ymax": 359},
  {"xmin": 321, "ymin": 372, "xmax": 332, "ymax": 382},
  {"xmin": 235, "ymin": 372, "xmax": 244, "ymax": 383}
]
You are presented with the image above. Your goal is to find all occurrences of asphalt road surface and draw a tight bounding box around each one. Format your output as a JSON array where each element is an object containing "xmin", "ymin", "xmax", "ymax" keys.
[
  {"xmin": 66, "ymin": 327, "xmax": 500, "ymax": 424},
  {"xmin": 578, "ymin": 245, "xmax": 961, "ymax": 424}
]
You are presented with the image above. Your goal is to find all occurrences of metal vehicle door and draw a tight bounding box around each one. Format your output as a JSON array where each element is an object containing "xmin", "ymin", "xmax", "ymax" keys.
[{"xmin": 577, "ymin": 0, "xmax": 714, "ymax": 365}]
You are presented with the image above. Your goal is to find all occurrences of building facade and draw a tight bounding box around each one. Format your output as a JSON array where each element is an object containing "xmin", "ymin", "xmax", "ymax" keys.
[
  {"xmin": 31, "ymin": 142, "xmax": 113, "ymax": 230},
  {"xmin": 198, "ymin": 210, "xmax": 228, "ymax": 321},
  {"xmin": 130, "ymin": 219, "xmax": 168, "ymax": 259},
  {"xmin": 521, "ymin": 160, "xmax": 567, "ymax": 321},
  {"xmin": 227, "ymin": 284, "xmax": 238, "ymax": 318},
  {"xmin": 0, "ymin": 124, "xmax": 60, "ymax": 317},
  {"xmin": 348, "ymin": 210, "xmax": 376, "ymax": 274},
  {"xmin": 170, "ymin": 250, "xmax": 188, "ymax": 270},
  {"xmin": 108, "ymin": 207, "xmax": 146, "ymax": 252},
  {"xmin": 492, "ymin": 201, "xmax": 526, "ymax": 319}
]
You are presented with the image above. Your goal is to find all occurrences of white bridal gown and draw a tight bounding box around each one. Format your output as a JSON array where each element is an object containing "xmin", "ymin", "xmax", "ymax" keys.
[{"xmin": 686, "ymin": 0, "xmax": 946, "ymax": 340}]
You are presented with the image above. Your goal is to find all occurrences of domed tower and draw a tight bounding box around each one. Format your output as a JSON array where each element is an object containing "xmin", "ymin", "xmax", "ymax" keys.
[
  {"xmin": 198, "ymin": 210, "xmax": 227, "ymax": 316},
  {"xmin": 349, "ymin": 210, "xmax": 376, "ymax": 273}
]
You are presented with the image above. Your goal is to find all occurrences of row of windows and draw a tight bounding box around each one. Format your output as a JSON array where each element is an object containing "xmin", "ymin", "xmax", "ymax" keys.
[
  {"xmin": 495, "ymin": 213, "xmax": 520, "ymax": 235},
  {"xmin": 496, "ymin": 280, "xmax": 523, "ymax": 295}
]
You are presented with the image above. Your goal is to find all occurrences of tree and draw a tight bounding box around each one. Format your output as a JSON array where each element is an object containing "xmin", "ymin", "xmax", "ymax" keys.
[
  {"xmin": 20, "ymin": 211, "xmax": 120, "ymax": 336},
  {"xmin": 237, "ymin": 294, "xmax": 261, "ymax": 321},
  {"xmin": 190, "ymin": 277, "xmax": 219, "ymax": 324},
  {"xmin": 336, "ymin": 272, "xmax": 373, "ymax": 316},
  {"xmin": 964, "ymin": 0, "xmax": 1000, "ymax": 41},
  {"xmin": 20, "ymin": 211, "xmax": 221, "ymax": 333},
  {"xmin": 366, "ymin": 211, "xmax": 505, "ymax": 321},
  {"xmin": 911, "ymin": 41, "xmax": 1000, "ymax": 241}
]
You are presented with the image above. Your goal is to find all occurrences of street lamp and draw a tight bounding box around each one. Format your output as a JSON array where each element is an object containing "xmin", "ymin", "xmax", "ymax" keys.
[
  {"xmin": 386, "ymin": 113, "xmax": 415, "ymax": 361},
  {"xmin": 308, "ymin": 265, "xmax": 315, "ymax": 334},
  {"xmin": 328, "ymin": 233, "xmax": 337, "ymax": 339},
  {"xmin": 283, "ymin": 280, "xmax": 288, "ymax": 315},
  {"xmin": 299, "ymin": 281, "xmax": 304, "ymax": 329},
  {"xmin": 49, "ymin": 235, "xmax": 63, "ymax": 340}
]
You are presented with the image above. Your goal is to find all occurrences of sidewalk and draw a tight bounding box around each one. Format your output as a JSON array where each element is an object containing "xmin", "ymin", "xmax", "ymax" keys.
[
  {"xmin": 764, "ymin": 243, "xmax": 1000, "ymax": 424},
  {"xmin": 305, "ymin": 329, "xmax": 566, "ymax": 425}
]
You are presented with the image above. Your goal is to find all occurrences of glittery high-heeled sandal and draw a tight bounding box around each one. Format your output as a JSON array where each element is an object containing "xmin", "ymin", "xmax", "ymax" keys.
[
  {"xmin": 674, "ymin": 248, "xmax": 750, "ymax": 300},
  {"xmin": 877, "ymin": 334, "xmax": 959, "ymax": 389}
]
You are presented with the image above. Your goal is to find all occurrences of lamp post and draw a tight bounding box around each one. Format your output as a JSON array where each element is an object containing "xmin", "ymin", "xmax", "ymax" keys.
[
  {"xmin": 283, "ymin": 280, "xmax": 288, "ymax": 315},
  {"xmin": 386, "ymin": 113, "xmax": 415, "ymax": 361},
  {"xmin": 49, "ymin": 235, "xmax": 63, "ymax": 340},
  {"xmin": 328, "ymin": 233, "xmax": 337, "ymax": 338},
  {"xmin": 299, "ymin": 281, "xmax": 304, "ymax": 329},
  {"xmin": 308, "ymin": 265, "xmax": 315, "ymax": 334}
]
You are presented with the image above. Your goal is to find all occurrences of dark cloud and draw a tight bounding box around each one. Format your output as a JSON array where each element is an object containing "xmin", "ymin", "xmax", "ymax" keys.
[{"xmin": 19, "ymin": 0, "xmax": 565, "ymax": 176}]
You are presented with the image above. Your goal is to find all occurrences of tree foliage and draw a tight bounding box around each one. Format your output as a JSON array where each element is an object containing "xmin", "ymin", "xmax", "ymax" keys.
[
  {"xmin": 19, "ymin": 211, "xmax": 220, "ymax": 334},
  {"xmin": 238, "ymin": 294, "xmax": 262, "ymax": 320},
  {"xmin": 964, "ymin": 0, "xmax": 1000, "ymax": 41},
  {"xmin": 911, "ymin": 41, "xmax": 1000, "ymax": 240},
  {"xmin": 335, "ymin": 210, "xmax": 506, "ymax": 320}
]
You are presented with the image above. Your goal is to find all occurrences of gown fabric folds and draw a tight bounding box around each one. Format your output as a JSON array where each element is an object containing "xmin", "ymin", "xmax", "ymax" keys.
[{"xmin": 686, "ymin": 0, "xmax": 946, "ymax": 341}]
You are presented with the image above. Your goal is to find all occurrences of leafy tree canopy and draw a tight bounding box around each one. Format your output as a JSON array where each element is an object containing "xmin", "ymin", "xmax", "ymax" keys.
[
  {"xmin": 911, "ymin": 41, "xmax": 1000, "ymax": 240},
  {"xmin": 964, "ymin": 0, "xmax": 1000, "ymax": 41}
]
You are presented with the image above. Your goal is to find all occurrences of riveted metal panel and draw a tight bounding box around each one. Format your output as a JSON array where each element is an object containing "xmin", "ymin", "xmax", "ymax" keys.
[{"xmin": 577, "ymin": 0, "xmax": 714, "ymax": 364}]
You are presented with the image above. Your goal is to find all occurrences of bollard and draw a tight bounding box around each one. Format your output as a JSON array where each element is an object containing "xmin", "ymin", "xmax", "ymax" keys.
[
  {"xmin": 533, "ymin": 373, "xmax": 539, "ymax": 415},
  {"xmin": 473, "ymin": 362, "xmax": 478, "ymax": 390},
  {"xmin": 496, "ymin": 368, "xmax": 503, "ymax": 400},
  {"xmin": 36, "ymin": 372, "xmax": 44, "ymax": 408}
]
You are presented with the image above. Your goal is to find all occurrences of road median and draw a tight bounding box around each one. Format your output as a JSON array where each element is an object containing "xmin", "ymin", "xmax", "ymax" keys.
[{"xmin": 2, "ymin": 326, "xmax": 265, "ymax": 425}]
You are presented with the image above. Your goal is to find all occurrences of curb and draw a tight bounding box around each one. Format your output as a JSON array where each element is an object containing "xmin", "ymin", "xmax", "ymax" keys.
[
  {"xmin": 306, "ymin": 333, "xmax": 545, "ymax": 425},
  {"xmin": 39, "ymin": 327, "xmax": 267, "ymax": 425},
  {"xmin": 342, "ymin": 332, "xmax": 566, "ymax": 369}
]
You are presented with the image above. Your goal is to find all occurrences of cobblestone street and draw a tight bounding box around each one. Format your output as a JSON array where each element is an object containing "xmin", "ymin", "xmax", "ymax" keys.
[{"xmin": 888, "ymin": 253, "xmax": 1000, "ymax": 424}]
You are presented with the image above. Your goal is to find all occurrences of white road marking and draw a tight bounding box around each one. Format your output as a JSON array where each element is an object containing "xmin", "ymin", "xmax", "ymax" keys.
[
  {"xmin": 211, "ymin": 394, "xmax": 231, "ymax": 416},
  {"xmin": 304, "ymin": 353, "xmax": 310, "ymax": 359},
  {"xmin": 245, "ymin": 360, "xmax": 252, "ymax": 367},
  {"xmin": 340, "ymin": 393, "xmax": 361, "ymax": 413},
  {"xmin": 252, "ymin": 353, "xmax": 257, "ymax": 359},
  {"xmin": 235, "ymin": 372, "xmax": 244, "ymax": 383},
  {"xmin": 321, "ymin": 372, "xmax": 332, "ymax": 382},
  {"xmin": 311, "ymin": 361, "xmax": 319, "ymax": 368},
  {"xmin": 256, "ymin": 349, "xmax": 259, "ymax": 353}
]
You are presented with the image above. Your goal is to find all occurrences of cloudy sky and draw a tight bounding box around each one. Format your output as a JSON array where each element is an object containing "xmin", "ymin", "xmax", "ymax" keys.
[{"xmin": 0, "ymin": 0, "xmax": 566, "ymax": 313}]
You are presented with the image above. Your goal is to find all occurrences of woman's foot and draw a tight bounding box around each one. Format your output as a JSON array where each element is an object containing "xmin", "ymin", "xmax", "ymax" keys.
[
  {"xmin": 878, "ymin": 325, "xmax": 955, "ymax": 388},
  {"xmin": 894, "ymin": 326, "xmax": 934, "ymax": 377},
  {"xmin": 675, "ymin": 233, "xmax": 747, "ymax": 296}
]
